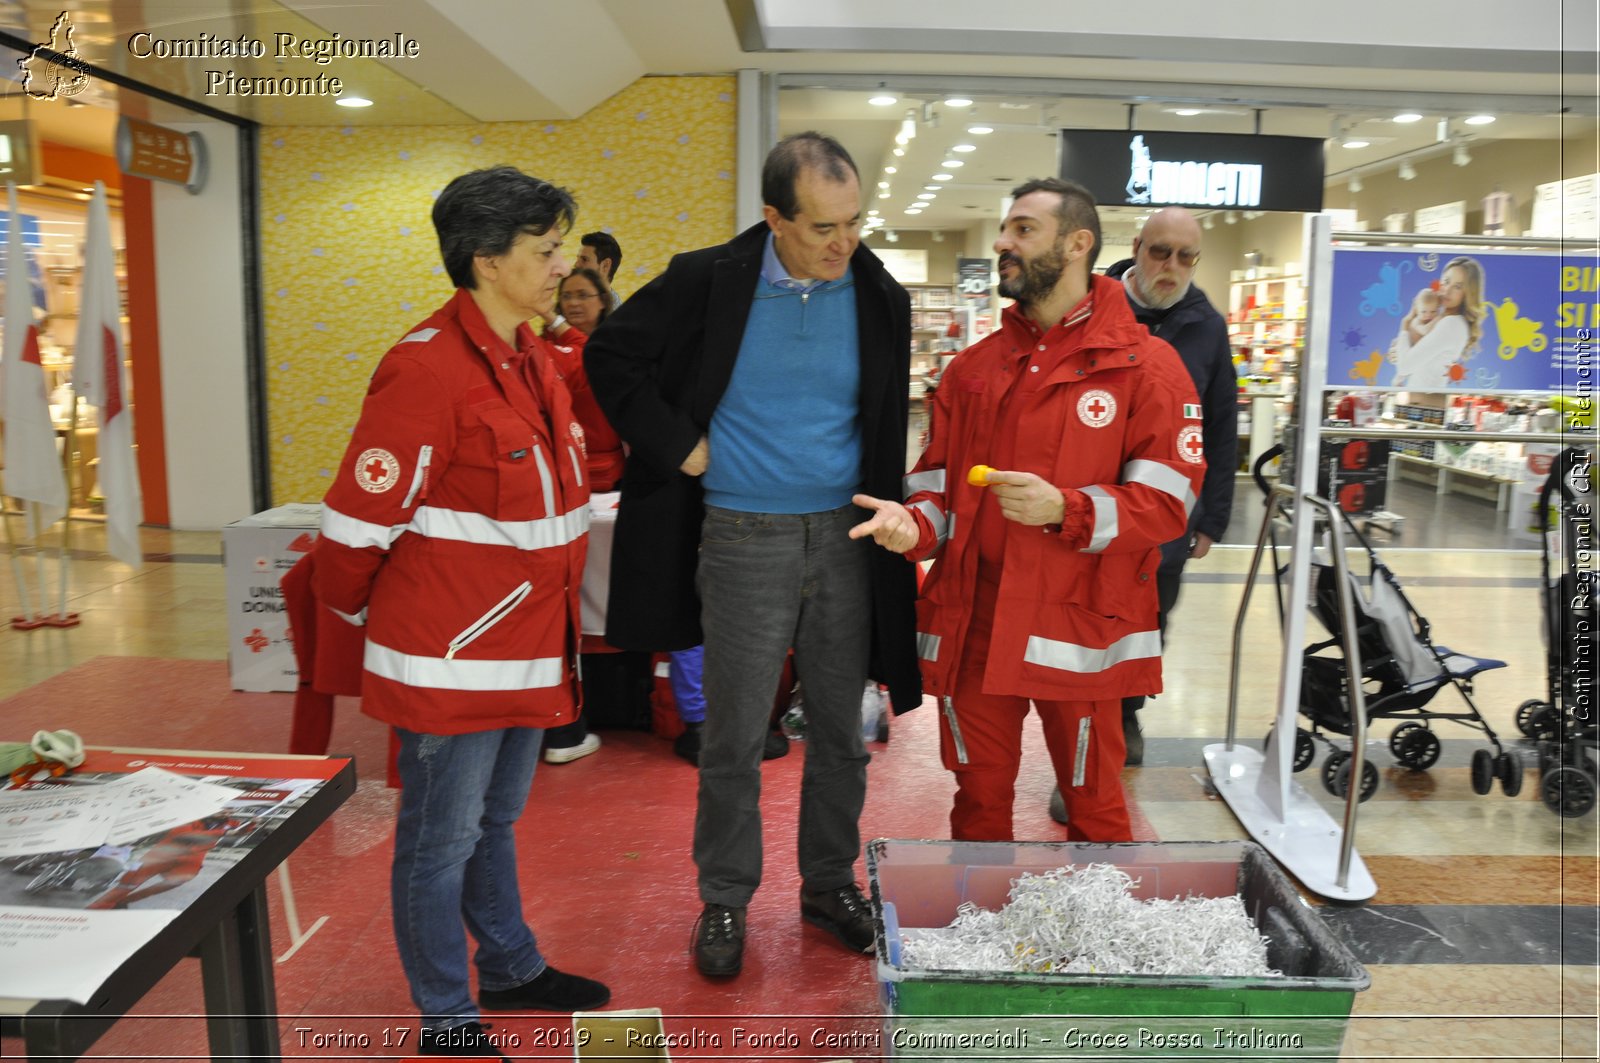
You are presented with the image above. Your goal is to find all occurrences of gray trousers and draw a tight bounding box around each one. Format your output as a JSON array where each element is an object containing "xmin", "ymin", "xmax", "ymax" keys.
[{"xmin": 693, "ymin": 503, "xmax": 872, "ymax": 906}]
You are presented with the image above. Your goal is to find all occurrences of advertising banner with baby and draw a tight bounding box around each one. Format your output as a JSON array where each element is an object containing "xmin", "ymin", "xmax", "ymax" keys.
[{"xmin": 1325, "ymin": 246, "xmax": 1594, "ymax": 394}]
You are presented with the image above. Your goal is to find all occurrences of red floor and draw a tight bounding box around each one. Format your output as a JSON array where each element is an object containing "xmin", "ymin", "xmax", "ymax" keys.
[{"xmin": 2, "ymin": 657, "xmax": 1157, "ymax": 1061}]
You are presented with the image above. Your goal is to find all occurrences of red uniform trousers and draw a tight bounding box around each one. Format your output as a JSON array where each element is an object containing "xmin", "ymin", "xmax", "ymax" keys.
[{"xmin": 938, "ymin": 577, "xmax": 1132, "ymax": 842}]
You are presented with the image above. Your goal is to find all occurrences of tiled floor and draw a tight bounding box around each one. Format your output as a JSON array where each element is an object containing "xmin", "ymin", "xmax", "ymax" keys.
[{"xmin": 1, "ymin": 505, "xmax": 1595, "ymax": 1062}]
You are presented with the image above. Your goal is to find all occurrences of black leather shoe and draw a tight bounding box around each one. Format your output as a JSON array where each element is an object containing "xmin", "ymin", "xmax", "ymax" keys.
[
  {"xmin": 479, "ymin": 966, "xmax": 610, "ymax": 1012},
  {"xmin": 691, "ymin": 903, "xmax": 746, "ymax": 977},
  {"xmin": 1122, "ymin": 708, "xmax": 1145, "ymax": 767},
  {"xmin": 673, "ymin": 722, "xmax": 703, "ymax": 765},
  {"xmin": 763, "ymin": 728, "xmax": 789, "ymax": 760},
  {"xmin": 800, "ymin": 884, "xmax": 875, "ymax": 953},
  {"xmin": 419, "ymin": 1021, "xmax": 509, "ymax": 1057}
]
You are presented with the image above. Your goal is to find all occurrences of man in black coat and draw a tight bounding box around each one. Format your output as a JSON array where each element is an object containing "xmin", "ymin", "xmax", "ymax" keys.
[
  {"xmin": 1101, "ymin": 206, "xmax": 1238, "ymax": 765},
  {"xmin": 584, "ymin": 132, "xmax": 920, "ymax": 979}
]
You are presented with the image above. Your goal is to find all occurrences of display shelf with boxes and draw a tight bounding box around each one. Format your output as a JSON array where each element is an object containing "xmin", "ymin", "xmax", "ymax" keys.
[
  {"xmin": 1228, "ymin": 270, "xmax": 1304, "ymax": 397},
  {"xmin": 1366, "ymin": 393, "xmax": 1564, "ymax": 512},
  {"xmin": 905, "ymin": 282, "xmax": 967, "ymax": 400}
]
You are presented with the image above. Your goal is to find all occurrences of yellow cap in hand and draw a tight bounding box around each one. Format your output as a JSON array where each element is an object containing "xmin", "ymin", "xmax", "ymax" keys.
[{"xmin": 967, "ymin": 464, "xmax": 995, "ymax": 486}]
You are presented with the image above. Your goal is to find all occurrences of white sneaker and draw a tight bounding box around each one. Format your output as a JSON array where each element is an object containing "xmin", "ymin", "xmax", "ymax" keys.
[{"xmin": 542, "ymin": 732, "xmax": 600, "ymax": 764}]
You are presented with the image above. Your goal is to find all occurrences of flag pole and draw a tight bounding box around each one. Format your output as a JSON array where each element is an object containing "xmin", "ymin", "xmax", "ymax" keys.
[
  {"xmin": 51, "ymin": 391, "xmax": 79, "ymax": 626},
  {"xmin": 2, "ymin": 475, "xmax": 41, "ymax": 629}
]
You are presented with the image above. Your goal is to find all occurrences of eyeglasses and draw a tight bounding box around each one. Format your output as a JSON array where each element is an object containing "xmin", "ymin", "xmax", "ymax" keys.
[
  {"xmin": 561, "ymin": 291, "xmax": 601, "ymax": 301},
  {"xmin": 1144, "ymin": 243, "xmax": 1201, "ymax": 267}
]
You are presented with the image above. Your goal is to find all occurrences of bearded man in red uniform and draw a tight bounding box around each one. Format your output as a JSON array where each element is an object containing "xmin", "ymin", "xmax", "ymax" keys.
[{"xmin": 856, "ymin": 177, "xmax": 1205, "ymax": 841}]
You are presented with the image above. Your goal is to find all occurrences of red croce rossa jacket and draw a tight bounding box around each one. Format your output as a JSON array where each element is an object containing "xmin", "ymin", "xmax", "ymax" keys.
[
  {"xmin": 312, "ymin": 288, "xmax": 590, "ymax": 735},
  {"xmin": 904, "ymin": 273, "xmax": 1206, "ymax": 702}
]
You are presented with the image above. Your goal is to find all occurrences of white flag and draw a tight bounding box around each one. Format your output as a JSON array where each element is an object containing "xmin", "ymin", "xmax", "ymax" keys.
[
  {"xmin": 1, "ymin": 183, "xmax": 66, "ymax": 535},
  {"xmin": 74, "ymin": 182, "xmax": 142, "ymax": 569}
]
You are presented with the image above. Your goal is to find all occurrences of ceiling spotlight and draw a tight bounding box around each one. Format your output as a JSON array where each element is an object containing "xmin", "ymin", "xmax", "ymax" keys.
[
  {"xmin": 1398, "ymin": 161, "xmax": 1417, "ymax": 181},
  {"xmin": 1393, "ymin": 112, "xmax": 1423, "ymax": 123},
  {"xmin": 885, "ymin": 229, "xmax": 899, "ymax": 242},
  {"xmin": 877, "ymin": 192, "xmax": 890, "ymax": 199},
  {"xmin": 1464, "ymin": 114, "xmax": 1496, "ymax": 125},
  {"xmin": 1225, "ymin": 211, "xmax": 1238, "ymax": 224},
  {"xmin": 1202, "ymin": 214, "xmax": 1215, "ymax": 230},
  {"xmin": 1453, "ymin": 144, "xmax": 1472, "ymax": 167},
  {"xmin": 1349, "ymin": 175, "xmax": 1363, "ymax": 193},
  {"xmin": 868, "ymin": 209, "xmax": 880, "ymax": 216},
  {"xmin": 933, "ymin": 173, "xmax": 953, "ymax": 181},
  {"xmin": 918, "ymin": 193, "xmax": 937, "ymax": 200},
  {"xmin": 941, "ymin": 159, "xmax": 964, "ymax": 168},
  {"xmin": 967, "ymin": 125, "xmax": 994, "ymax": 135},
  {"xmin": 944, "ymin": 97, "xmax": 972, "ymax": 107},
  {"xmin": 884, "ymin": 166, "xmax": 897, "ymax": 174},
  {"xmin": 336, "ymin": 96, "xmax": 373, "ymax": 108},
  {"xmin": 1173, "ymin": 108, "xmax": 1202, "ymax": 117},
  {"xmin": 932, "ymin": 230, "xmax": 945, "ymax": 242},
  {"xmin": 878, "ymin": 181, "xmax": 890, "ymax": 189},
  {"xmin": 904, "ymin": 208, "xmax": 923, "ymax": 215},
  {"xmin": 952, "ymin": 143, "xmax": 977, "ymax": 153},
  {"xmin": 923, "ymin": 185, "xmax": 940, "ymax": 191},
  {"xmin": 893, "ymin": 148, "xmax": 905, "ymax": 157},
  {"xmin": 900, "ymin": 112, "xmax": 918, "ymax": 140},
  {"xmin": 869, "ymin": 94, "xmax": 898, "ymax": 106},
  {"xmin": 1342, "ymin": 138, "xmax": 1370, "ymax": 149}
]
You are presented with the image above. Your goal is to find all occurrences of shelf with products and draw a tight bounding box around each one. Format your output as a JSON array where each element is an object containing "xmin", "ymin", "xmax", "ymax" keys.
[{"xmin": 1228, "ymin": 270, "xmax": 1304, "ymax": 393}]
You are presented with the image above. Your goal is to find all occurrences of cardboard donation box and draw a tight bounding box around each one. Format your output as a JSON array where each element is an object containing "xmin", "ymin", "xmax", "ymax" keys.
[{"xmin": 223, "ymin": 503, "xmax": 322, "ymax": 691}]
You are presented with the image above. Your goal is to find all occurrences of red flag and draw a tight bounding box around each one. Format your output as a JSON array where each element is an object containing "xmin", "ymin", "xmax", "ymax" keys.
[
  {"xmin": 73, "ymin": 182, "xmax": 143, "ymax": 568},
  {"xmin": 2, "ymin": 183, "xmax": 66, "ymax": 535}
]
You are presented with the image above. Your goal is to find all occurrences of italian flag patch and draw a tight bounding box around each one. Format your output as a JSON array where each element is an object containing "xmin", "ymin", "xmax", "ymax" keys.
[{"xmin": 1183, "ymin": 403, "xmax": 1203, "ymax": 419}]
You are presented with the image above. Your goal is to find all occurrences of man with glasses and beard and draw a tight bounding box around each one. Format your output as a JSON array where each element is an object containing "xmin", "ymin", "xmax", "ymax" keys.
[
  {"xmin": 863, "ymin": 178, "xmax": 1204, "ymax": 842},
  {"xmin": 1088, "ymin": 206, "xmax": 1237, "ymax": 771}
]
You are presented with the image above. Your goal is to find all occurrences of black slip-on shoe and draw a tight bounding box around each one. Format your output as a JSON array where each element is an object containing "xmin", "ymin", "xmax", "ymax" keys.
[{"xmin": 479, "ymin": 966, "xmax": 610, "ymax": 1012}]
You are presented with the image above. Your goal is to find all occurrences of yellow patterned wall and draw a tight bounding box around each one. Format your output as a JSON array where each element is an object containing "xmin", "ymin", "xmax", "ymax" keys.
[{"xmin": 260, "ymin": 75, "xmax": 737, "ymax": 503}]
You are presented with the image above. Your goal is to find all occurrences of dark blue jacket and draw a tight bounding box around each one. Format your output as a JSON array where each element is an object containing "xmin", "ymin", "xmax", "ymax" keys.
[{"xmin": 1105, "ymin": 258, "xmax": 1237, "ymax": 543}]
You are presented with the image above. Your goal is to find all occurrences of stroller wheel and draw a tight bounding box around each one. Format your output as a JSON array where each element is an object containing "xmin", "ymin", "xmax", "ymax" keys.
[
  {"xmin": 1495, "ymin": 751, "xmax": 1525, "ymax": 797},
  {"xmin": 1527, "ymin": 705, "xmax": 1565, "ymax": 743},
  {"xmin": 1540, "ymin": 765, "xmax": 1597, "ymax": 818},
  {"xmin": 1263, "ymin": 727, "xmax": 1316, "ymax": 772},
  {"xmin": 1390, "ymin": 724, "xmax": 1442, "ymax": 770},
  {"xmin": 1321, "ymin": 750, "xmax": 1349, "ymax": 796},
  {"xmin": 1515, "ymin": 699, "xmax": 1551, "ymax": 738},
  {"xmin": 1470, "ymin": 749, "xmax": 1496, "ymax": 795},
  {"xmin": 1329, "ymin": 757, "xmax": 1380, "ymax": 802}
]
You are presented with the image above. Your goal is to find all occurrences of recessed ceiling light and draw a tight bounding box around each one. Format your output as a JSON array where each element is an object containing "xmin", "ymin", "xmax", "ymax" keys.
[
  {"xmin": 336, "ymin": 96, "xmax": 373, "ymax": 108},
  {"xmin": 918, "ymin": 193, "xmax": 937, "ymax": 200},
  {"xmin": 1173, "ymin": 108, "xmax": 1202, "ymax": 117},
  {"xmin": 952, "ymin": 143, "xmax": 977, "ymax": 153},
  {"xmin": 878, "ymin": 181, "xmax": 890, "ymax": 189},
  {"xmin": 893, "ymin": 148, "xmax": 905, "ymax": 157},
  {"xmin": 1393, "ymin": 112, "xmax": 1424, "ymax": 123},
  {"xmin": 941, "ymin": 159, "xmax": 964, "ymax": 168},
  {"xmin": 877, "ymin": 192, "xmax": 890, "ymax": 199},
  {"xmin": 967, "ymin": 125, "xmax": 994, "ymax": 135},
  {"xmin": 1342, "ymin": 139, "xmax": 1370, "ymax": 149},
  {"xmin": 932, "ymin": 173, "xmax": 953, "ymax": 181},
  {"xmin": 944, "ymin": 97, "xmax": 973, "ymax": 107},
  {"xmin": 904, "ymin": 208, "xmax": 923, "ymax": 215},
  {"xmin": 868, "ymin": 209, "xmax": 880, "ymax": 216},
  {"xmin": 1464, "ymin": 114, "xmax": 1496, "ymax": 125},
  {"xmin": 884, "ymin": 166, "xmax": 897, "ymax": 174},
  {"xmin": 924, "ymin": 185, "xmax": 940, "ymax": 191},
  {"xmin": 869, "ymin": 94, "xmax": 898, "ymax": 106}
]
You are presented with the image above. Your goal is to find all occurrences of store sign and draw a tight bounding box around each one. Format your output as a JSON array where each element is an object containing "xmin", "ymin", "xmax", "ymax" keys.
[
  {"xmin": 957, "ymin": 257, "xmax": 991, "ymax": 299},
  {"xmin": 1058, "ymin": 129, "xmax": 1325, "ymax": 213},
  {"xmin": 0, "ymin": 120, "xmax": 42, "ymax": 185},
  {"xmin": 114, "ymin": 117, "xmax": 207, "ymax": 194},
  {"xmin": 1325, "ymin": 246, "xmax": 1593, "ymax": 394},
  {"xmin": 1414, "ymin": 201, "xmax": 1466, "ymax": 236}
]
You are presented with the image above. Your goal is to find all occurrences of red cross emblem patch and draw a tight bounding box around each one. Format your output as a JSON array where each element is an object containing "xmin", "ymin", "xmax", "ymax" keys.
[
  {"xmin": 1076, "ymin": 389, "xmax": 1117, "ymax": 428},
  {"xmin": 355, "ymin": 448, "xmax": 400, "ymax": 493},
  {"xmin": 1178, "ymin": 425, "xmax": 1205, "ymax": 464}
]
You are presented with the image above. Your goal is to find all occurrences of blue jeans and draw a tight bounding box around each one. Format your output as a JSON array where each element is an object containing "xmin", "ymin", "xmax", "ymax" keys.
[
  {"xmin": 694, "ymin": 503, "xmax": 872, "ymax": 906},
  {"xmin": 392, "ymin": 727, "xmax": 547, "ymax": 1030}
]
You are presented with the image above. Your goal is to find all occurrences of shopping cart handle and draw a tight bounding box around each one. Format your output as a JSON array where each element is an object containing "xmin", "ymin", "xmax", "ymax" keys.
[{"xmin": 1253, "ymin": 443, "xmax": 1286, "ymax": 500}]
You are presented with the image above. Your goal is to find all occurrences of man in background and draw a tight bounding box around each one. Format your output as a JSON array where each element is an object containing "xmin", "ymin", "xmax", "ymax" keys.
[{"xmin": 575, "ymin": 231, "xmax": 623, "ymax": 306}]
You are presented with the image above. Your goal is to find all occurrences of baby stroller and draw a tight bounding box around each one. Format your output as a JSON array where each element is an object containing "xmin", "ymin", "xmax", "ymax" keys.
[
  {"xmin": 1255, "ymin": 444, "xmax": 1522, "ymax": 801},
  {"xmin": 1514, "ymin": 446, "xmax": 1598, "ymax": 817}
]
